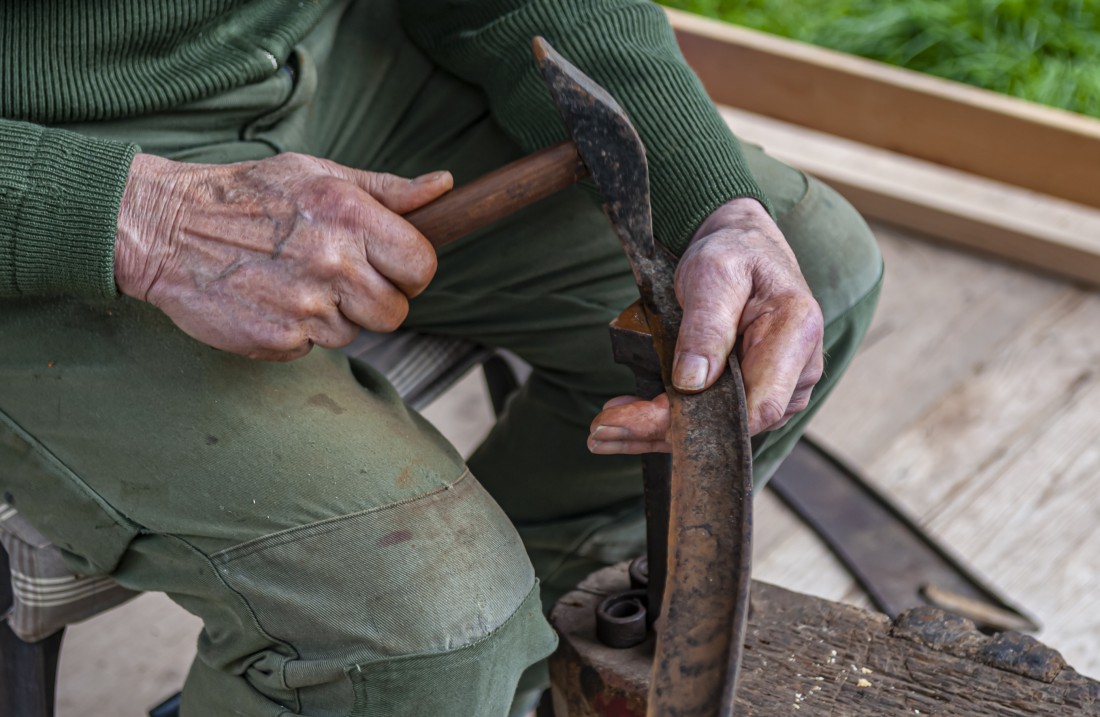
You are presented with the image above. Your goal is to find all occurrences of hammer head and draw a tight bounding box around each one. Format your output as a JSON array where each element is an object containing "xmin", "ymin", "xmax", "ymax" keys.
[{"xmin": 533, "ymin": 37, "xmax": 655, "ymax": 260}]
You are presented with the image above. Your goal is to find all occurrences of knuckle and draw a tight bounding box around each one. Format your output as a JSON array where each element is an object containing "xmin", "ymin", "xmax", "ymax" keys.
[
  {"xmin": 803, "ymin": 296, "xmax": 825, "ymax": 327},
  {"xmin": 249, "ymin": 328, "xmax": 305, "ymax": 360},
  {"xmin": 373, "ymin": 297, "xmax": 409, "ymax": 332},
  {"xmin": 364, "ymin": 171, "xmax": 402, "ymax": 196},
  {"xmin": 786, "ymin": 293, "xmax": 824, "ymax": 341},
  {"xmin": 311, "ymin": 243, "xmax": 346, "ymax": 277},
  {"xmin": 274, "ymin": 326, "xmax": 305, "ymax": 351},
  {"xmin": 789, "ymin": 393, "xmax": 812, "ymax": 415},
  {"xmin": 290, "ymin": 289, "xmax": 315, "ymax": 314},
  {"xmin": 337, "ymin": 322, "xmax": 361, "ymax": 346},
  {"xmin": 272, "ymin": 152, "xmax": 318, "ymax": 175},
  {"xmin": 290, "ymin": 289, "xmax": 332, "ymax": 319},
  {"xmin": 755, "ymin": 397, "xmax": 787, "ymax": 429},
  {"xmin": 680, "ymin": 316, "xmax": 734, "ymax": 352},
  {"xmin": 313, "ymin": 178, "xmax": 363, "ymax": 219},
  {"xmin": 408, "ymin": 246, "xmax": 438, "ymax": 292},
  {"xmin": 280, "ymin": 151, "xmax": 308, "ymax": 166},
  {"xmin": 310, "ymin": 321, "xmax": 357, "ymax": 349}
]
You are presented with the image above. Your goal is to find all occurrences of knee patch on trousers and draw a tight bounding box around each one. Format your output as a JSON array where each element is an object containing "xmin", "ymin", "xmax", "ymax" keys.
[
  {"xmin": 345, "ymin": 585, "xmax": 555, "ymax": 717},
  {"xmin": 194, "ymin": 470, "xmax": 548, "ymax": 715}
]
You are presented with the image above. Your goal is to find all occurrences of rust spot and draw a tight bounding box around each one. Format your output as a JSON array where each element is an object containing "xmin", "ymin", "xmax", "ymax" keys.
[
  {"xmin": 977, "ymin": 631, "xmax": 1065, "ymax": 683},
  {"xmin": 593, "ymin": 692, "xmax": 646, "ymax": 717},
  {"xmin": 894, "ymin": 608, "xmax": 1066, "ymax": 683},
  {"xmin": 892, "ymin": 607, "xmax": 983, "ymax": 652},
  {"xmin": 378, "ymin": 530, "xmax": 412, "ymax": 547},
  {"xmin": 307, "ymin": 393, "xmax": 346, "ymax": 415}
]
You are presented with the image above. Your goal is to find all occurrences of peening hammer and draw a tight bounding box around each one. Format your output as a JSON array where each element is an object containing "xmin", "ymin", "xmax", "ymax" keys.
[{"xmin": 400, "ymin": 42, "xmax": 589, "ymax": 248}]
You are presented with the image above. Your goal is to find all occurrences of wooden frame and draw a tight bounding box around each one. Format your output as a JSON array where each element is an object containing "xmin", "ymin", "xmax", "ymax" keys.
[{"xmin": 668, "ymin": 8, "xmax": 1100, "ymax": 212}]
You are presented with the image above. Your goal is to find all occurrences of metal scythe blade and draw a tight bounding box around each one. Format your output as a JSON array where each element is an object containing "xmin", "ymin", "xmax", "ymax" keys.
[{"xmin": 533, "ymin": 37, "xmax": 755, "ymax": 717}]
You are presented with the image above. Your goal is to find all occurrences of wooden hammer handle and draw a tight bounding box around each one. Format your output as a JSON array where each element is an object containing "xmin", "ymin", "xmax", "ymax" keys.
[{"xmin": 404, "ymin": 140, "xmax": 589, "ymax": 249}]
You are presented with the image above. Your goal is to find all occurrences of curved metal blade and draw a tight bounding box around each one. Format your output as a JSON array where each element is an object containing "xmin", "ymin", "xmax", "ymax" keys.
[
  {"xmin": 532, "ymin": 38, "xmax": 656, "ymax": 270},
  {"xmin": 533, "ymin": 37, "xmax": 754, "ymax": 717}
]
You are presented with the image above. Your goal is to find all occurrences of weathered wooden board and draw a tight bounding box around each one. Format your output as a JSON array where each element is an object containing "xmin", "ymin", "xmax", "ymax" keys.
[
  {"xmin": 718, "ymin": 108, "xmax": 1100, "ymax": 287},
  {"xmin": 755, "ymin": 226, "xmax": 1063, "ymax": 611},
  {"xmin": 856, "ymin": 287, "xmax": 1100, "ymax": 680},
  {"xmin": 805, "ymin": 224, "xmax": 1066, "ymax": 466},
  {"xmin": 668, "ymin": 7, "xmax": 1100, "ymax": 210},
  {"xmin": 549, "ymin": 563, "xmax": 1099, "ymax": 716}
]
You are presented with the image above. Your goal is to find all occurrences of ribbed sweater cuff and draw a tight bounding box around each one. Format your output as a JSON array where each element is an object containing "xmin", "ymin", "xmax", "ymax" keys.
[
  {"xmin": 647, "ymin": 122, "xmax": 772, "ymax": 257},
  {"xmin": 0, "ymin": 120, "xmax": 137, "ymax": 298}
]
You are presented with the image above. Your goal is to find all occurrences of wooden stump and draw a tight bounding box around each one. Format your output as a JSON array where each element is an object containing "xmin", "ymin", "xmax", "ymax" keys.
[{"xmin": 548, "ymin": 563, "xmax": 1099, "ymax": 716}]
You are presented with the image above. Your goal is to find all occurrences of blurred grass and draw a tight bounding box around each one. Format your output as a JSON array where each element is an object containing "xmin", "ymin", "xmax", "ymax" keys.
[{"xmin": 660, "ymin": 0, "xmax": 1100, "ymax": 118}]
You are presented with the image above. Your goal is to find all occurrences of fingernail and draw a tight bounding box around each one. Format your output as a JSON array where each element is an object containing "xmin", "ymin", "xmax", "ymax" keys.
[
  {"xmin": 591, "ymin": 425, "xmax": 629, "ymax": 441},
  {"xmin": 413, "ymin": 170, "xmax": 449, "ymax": 185},
  {"xmin": 673, "ymin": 353, "xmax": 709, "ymax": 391},
  {"xmin": 589, "ymin": 440, "xmax": 624, "ymax": 455}
]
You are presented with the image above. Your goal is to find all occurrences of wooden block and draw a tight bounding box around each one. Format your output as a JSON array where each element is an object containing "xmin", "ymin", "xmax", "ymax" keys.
[{"xmin": 549, "ymin": 563, "xmax": 1099, "ymax": 716}]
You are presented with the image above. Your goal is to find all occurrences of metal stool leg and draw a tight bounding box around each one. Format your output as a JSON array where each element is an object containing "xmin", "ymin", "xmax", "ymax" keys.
[
  {"xmin": 482, "ymin": 353, "xmax": 523, "ymax": 418},
  {"xmin": 1, "ymin": 544, "xmax": 63, "ymax": 717},
  {"xmin": 536, "ymin": 688, "xmax": 556, "ymax": 716}
]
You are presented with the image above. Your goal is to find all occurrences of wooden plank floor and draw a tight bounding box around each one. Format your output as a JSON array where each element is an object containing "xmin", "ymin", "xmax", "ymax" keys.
[
  {"xmin": 754, "ymin": 223, "xmax": 1100, "ymax": 679},
  {"xmin": 54, "ymin": 224, "xmax": 1100, "ymax": 713}
]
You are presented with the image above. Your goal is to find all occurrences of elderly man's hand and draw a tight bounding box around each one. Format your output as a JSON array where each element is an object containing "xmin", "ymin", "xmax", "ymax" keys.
[
  {"xmin": 114, "ymin": 153, "xmax": 452, "ymax": 361},
  {"xmin": 588, "ymin": 197, "xmax": 823, "ymax": 452}
]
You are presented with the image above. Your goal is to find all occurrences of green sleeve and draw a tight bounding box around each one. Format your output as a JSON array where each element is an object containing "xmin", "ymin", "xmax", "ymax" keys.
[
  {"xmin": 0, "ymin": 119, "xmax": 138, "ymax": 298},
  {"xmin": 400, "ymin": 0, "xmax": 772, "ymax": 256}
]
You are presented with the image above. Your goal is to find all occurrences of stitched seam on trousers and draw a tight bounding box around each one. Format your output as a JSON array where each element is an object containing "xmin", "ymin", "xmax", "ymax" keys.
[
  {"xmin": 210, "ymin": 468, "xmax": 472, "ymax": 564},
  {"xmin": 164, "ymin": 531, "xmax": 305, "ymax": 713},
  {"xmin": 0, "ymin": 407, "xmax": 144, "ymax": 534},
  {"xmin": 346, "ymin": 580, "xmax": 543, "ymax": 675},
  {"xmin": 774, "ymin": 168, "xmax": 817, "ymax": 227}
]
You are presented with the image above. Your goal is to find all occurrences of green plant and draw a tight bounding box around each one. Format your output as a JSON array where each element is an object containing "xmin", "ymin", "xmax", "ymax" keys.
[{"xmin": 661, "ymin": 0, "xmax": 1100, "ymax": 117}]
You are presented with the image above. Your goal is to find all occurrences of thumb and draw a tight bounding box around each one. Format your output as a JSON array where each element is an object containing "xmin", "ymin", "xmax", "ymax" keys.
[
  {"xmin": 672, "ymin": 269, "xmax": 746, "ymax": 394},
  {"xmin": 349, "ymin": 169, "xmax": 454, "ymax": 215}
]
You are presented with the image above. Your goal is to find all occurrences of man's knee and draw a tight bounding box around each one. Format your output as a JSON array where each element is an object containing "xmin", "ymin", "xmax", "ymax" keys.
[
  {"xmin": 778, "ymin": 176, "xmax": 883, "ymax": 326},
  {"xmin": 182, "ymin": 471, "xmax": 554, "ymax": 715}
]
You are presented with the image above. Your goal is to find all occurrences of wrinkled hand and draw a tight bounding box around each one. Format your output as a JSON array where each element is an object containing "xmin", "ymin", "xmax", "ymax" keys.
[
  {"xmin": 588, "ymin": 197, "xmax": 823, "ymax": 453},
  {"xmin": 115, "ymin": 153, "xmax": 452, "ymax": 361}
]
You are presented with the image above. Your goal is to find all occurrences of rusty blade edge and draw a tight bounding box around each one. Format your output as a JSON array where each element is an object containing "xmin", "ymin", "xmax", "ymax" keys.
[{"xmin": 647, "ymin": 321, "xmax": 754, "ymax": 717}]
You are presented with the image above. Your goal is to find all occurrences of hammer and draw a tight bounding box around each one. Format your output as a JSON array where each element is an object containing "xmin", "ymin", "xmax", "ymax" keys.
[
  {"xmin": 401, "ymin": 42, "xmax": 588, "ymax": 247},
  {"xmin": 404, "ymin": 39, "xmax": 754, "ymax": 716}
]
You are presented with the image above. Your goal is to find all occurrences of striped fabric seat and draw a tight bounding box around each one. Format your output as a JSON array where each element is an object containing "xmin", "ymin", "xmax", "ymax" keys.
[
  {"xmin": 0, "ymin": 503, "xmax": 138, "ymax": 643},
  {"xmin": 1, "ymin": 330, "xmax": 500, "ymax": 643}
]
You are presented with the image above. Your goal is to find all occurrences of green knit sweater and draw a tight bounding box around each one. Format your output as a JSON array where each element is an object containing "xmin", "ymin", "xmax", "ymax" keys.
[{"xmin": 0, "ymin": 0, "xmax": 768, "ymax": 299}]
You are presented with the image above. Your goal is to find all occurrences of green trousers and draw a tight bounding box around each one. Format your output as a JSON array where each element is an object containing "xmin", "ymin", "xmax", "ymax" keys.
[{"xmin": 0, "ymin": 2, "xmax": 882, "ymax": 715}]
